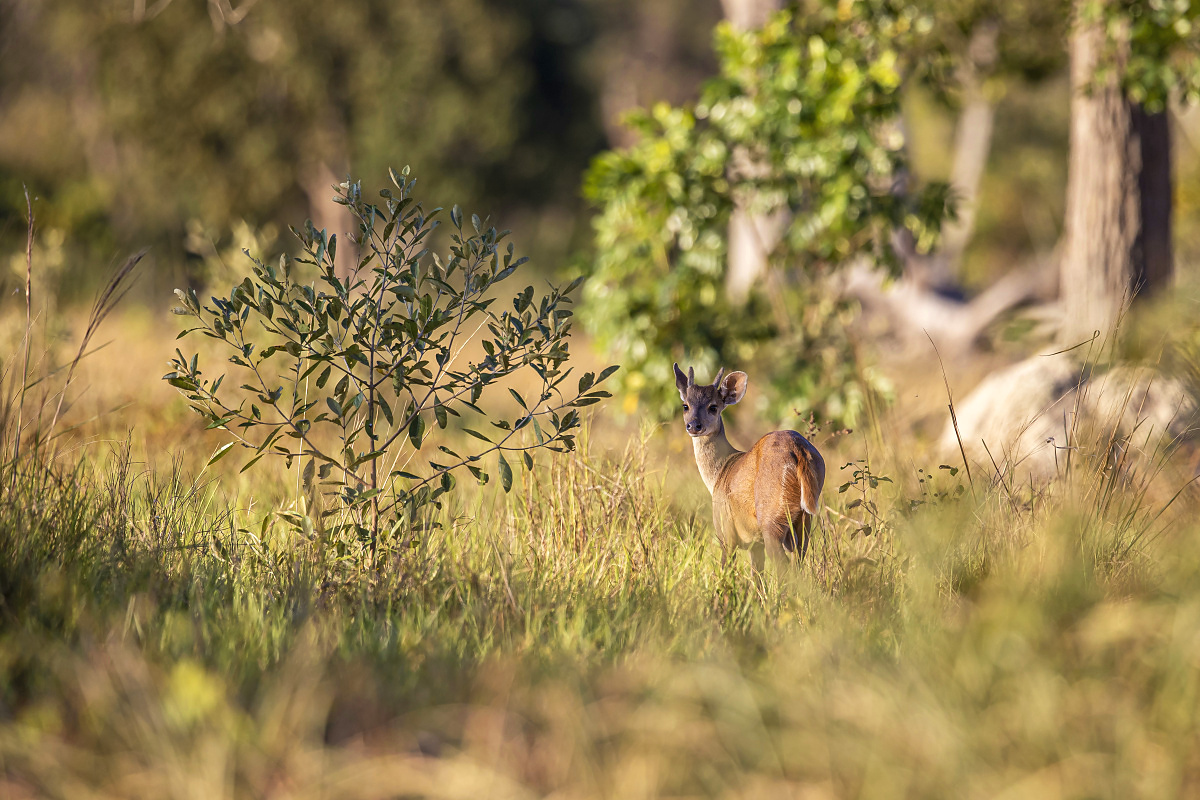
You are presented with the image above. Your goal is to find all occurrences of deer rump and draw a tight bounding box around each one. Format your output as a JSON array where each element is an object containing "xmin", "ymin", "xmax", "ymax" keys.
[{"xmin": 713, "ymin": 431, "xmax": 825, "ymax": 554}]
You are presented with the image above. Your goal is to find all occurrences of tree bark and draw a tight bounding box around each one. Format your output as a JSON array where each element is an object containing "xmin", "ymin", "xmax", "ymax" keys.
[
  {"xmin": 1060, "ymin": 2, "xmax": 1173, "ymax": 343},
  {"xmin": 940, "ymin": 22, "xmax": 1000, "ymax": 274},
  {"xmin": 300, "ymin": 160, "xmax": 359, "ymax": 281},
  {"xmin": 718, "ymin": 0, "xmax": 777, "ymax": 30},
  {"xmin": 722, "ymin": 0, "xmax": 784, "ymax": 305},
  {"xmin": 299, "ymin": 114, "xmax": 358, "ymax": 281}
]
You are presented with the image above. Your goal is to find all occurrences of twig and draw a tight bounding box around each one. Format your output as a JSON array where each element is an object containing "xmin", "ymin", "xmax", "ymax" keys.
[
  {"xmin": 823, "ymin": 503, "xmax": 868, "ymax": 528},
  {"xmin": 925, "ymin": 331, "xmax": 976, "ymax": 498}
]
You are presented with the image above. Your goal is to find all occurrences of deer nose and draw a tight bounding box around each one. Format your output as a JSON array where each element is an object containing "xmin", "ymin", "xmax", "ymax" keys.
[{"xmin": 686, "ymin": 421, "xmax": 701, "ymax": 434}]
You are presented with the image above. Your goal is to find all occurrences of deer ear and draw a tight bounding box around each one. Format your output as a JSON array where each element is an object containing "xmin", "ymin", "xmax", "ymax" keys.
[
  {"xmin": 719, "ymin": 371, "xmax": 749, "ymax": 405},
  {"xmin": 673, "ymin": 363, "xmax": 690, "ymax": 398}
]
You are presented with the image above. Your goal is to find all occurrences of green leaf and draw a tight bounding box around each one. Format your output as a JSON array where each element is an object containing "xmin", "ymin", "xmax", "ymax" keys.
[
  {"xmin": 408, "ymin": 414, "xmax": 426, "ymax": 449},
  {"xmin": 498, "ymin": 453, "xmax": 513, "ymax": 493},
  {"xmin": 463, "ymin": 428, "xmax": 492, "ymax": 444},
  {"xmin": 240, "ymin": 452, "xmax": 266, "ymax": 473},
  {"xmin": 302, "ymin": 458, "xmax": 316, "ymax": 488},
  {"xmin": 206, "ymin": 442, "xmax": 236, "ymax": 468}
]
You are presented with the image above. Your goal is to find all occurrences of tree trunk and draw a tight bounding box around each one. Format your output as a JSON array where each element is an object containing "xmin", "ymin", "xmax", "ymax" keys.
[
  {"xmin": 718, "ymin": 0, "xmax": 777, "ymax": 30},
  {"xmin": 940, "ymin": 22, "xmax": 999, "ymax": 274},
  {"xmin": 722, "ymin": 0, "xmax": 784, "ymax": 305},
  {"xmin": 299, "ymin": 114, "xmax": 358, "ymax": 281},
  {"xmin": 1060, "ymin": 2, "xmax": 1173, "ymax": 343},
  {"xmin": 726, "ymin": 205, "xmax": 789, "ymax": 302},
  {"xmin": 300, "ymin": 161, "xmax": 359, "ymax": 280}
]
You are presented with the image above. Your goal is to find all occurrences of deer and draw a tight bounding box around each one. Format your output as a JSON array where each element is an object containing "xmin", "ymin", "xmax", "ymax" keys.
[{"xmin": 673, "ymin": 364, "xmax": 826, "ymax": 570}]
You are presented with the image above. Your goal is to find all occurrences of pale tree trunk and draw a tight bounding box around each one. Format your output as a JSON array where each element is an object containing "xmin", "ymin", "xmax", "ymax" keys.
[
  {"xmin": 299, "ymin": 116, "xmax": 359, "ymax": 281},
  {"xmin": 301, "ymin": 161, "xmax": 359, "ymax": 281},
  {"xmin": 722, "ymin": 0, "xmax": 784, "ymax": 304},
  {"xmin": 719, "ymin": 0, "xmax": 778, "ymax": 30},
  {"xmin": 939, "ymin": 95, "xmax": 995, "ymax": 265},
  {"xmin": 940, "ymin": 22, "xmax": 1000, "ymax": 272},
  {"xmin": 726, "ymin": 204, "xmax": 789, "ymax": 302},
  {"xmin": 1060, "ymin": 1, "xmax": 1173, "ymax": 343}
]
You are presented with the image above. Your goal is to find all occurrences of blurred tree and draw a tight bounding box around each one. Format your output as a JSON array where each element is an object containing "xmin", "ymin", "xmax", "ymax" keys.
[
  {"xmin": 92, "ymin": 0, "xmax": 528, "ymax": 252},
  {"xmin": 800, "ymin": 0, "xmax": 1198, "ymax": 352},
  {"xmin": 584, "ymin": 3, "xmax": 952, "ymax": 424},
  {"xmin": 586, "ymin": 0, "xmax": 722, "ymax": 149},
  {"xmin": 840, "ymin": 0, "xmax": 1071, "ymax": 353},
  {"xmin": 1060, "ymin": 0, "xmax": 1199, "ymax": 342},
  {"xmin": 719, "ymin": 0, "xmax": 783, "ymax": 305},
  {"xmin": 0, "ymin": 0, "xmax": 610, "ymax": 288},
  {"xmin": 906, "ymin": 0, "xmax": 1068, "ymax": 284}
]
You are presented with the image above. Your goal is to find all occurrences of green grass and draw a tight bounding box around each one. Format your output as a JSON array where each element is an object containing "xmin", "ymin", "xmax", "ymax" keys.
[
  {"xmin": 3, "ymin": 398, "xmax": 1200, "ymax": 798},
  {"xmin": 3, "ymin": 310, "xmax": 1200, "ymax": 798}
]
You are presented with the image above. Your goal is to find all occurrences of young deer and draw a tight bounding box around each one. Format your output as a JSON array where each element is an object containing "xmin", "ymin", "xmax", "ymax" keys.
[{"xmin": 674, "ymin": 364, "xmax": 825, "ymax": 568}]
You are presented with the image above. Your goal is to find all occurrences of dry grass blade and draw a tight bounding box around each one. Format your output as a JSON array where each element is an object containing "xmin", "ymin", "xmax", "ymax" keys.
[
  {"xmin": 925, "ymin": 330, "xmax": 975, "ymax": 494},
  {"xmin": 46, "ymin": 250, "xmax": 145, "ymax": 439},
  {"xmin": 10, "ymin": 187, "xmax": 35, "ymax": 493}
]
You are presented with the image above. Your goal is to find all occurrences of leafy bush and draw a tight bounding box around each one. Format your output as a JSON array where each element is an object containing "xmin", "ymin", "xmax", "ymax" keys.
[
  {"xmin": 165, "ymin": 168, "xmax": 615, "ymax": 558},
  {"xmin": 583, "ymin": 4, "xmax": 950, "ymax": 424}
]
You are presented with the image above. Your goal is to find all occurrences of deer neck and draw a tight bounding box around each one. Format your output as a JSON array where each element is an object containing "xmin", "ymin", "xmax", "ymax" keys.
[{"xmin": 691, "ymin": 420, "xmax": 741, "ymax": 494}]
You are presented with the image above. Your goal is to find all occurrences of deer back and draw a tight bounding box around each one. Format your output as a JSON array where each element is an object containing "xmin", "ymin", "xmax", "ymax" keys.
[{"xmin": 715, "ymin": 430, "xmax": 825, "ymax": 550}]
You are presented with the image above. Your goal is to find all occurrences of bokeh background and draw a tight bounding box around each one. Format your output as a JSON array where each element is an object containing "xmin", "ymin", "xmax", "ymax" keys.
[{"xmin": 4, "ymin": 0, "xmax": 1196, "ymax": 303}]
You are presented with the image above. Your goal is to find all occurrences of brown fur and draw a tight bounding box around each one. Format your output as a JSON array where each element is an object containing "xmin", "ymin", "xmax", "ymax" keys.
[{"xmin": 674, "ymin": 364, "xmax": 826, "ymax": 566}]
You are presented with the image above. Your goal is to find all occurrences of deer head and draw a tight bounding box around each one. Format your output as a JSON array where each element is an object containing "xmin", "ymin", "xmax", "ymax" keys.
[{"xmin": 673, "ymin": 363, "xmax": 748, "ymax": 436}]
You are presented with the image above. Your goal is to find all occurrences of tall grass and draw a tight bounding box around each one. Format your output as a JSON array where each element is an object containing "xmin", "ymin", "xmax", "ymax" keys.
[{"xmin": 3, "ymin": 300, "xmax": 1200, "ymax": 796}]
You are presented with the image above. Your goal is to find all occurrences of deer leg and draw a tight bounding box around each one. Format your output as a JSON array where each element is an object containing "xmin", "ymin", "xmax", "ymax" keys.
[
  {"xmin": 713, "ymin": 500, "xmax": 738, "ymax": 571},
  {"xmin": 762, "ymin": 533, "xmax": 789, "ymax": 571},
  {"xmin": 749, "ymin": 541, "xmax": 766, "ymax": 574},
  {"xmin": 783, "ymin": 512, "xmax": 811, "ymax": 559}
]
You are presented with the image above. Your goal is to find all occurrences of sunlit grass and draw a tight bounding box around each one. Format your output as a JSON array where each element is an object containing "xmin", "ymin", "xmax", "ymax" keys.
[{"xmin": 3, "ymin": 307, "xmax": 1200, "ymax": 798}]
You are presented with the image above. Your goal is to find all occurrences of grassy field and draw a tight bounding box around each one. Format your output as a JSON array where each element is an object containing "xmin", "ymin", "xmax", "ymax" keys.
[{"xmin": 3, "ymin": 304, "xmax": 1200, "ymax": 799}]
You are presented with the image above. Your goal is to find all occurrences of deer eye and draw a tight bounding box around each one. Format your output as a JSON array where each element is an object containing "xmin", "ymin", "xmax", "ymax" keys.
[
  {"xmin": 682, "ymin": 404, "xmax": 689, "ymax": 411},
  {"xmin": 708, "ymin": 405, "xmax": 718, "ymax": 413}
]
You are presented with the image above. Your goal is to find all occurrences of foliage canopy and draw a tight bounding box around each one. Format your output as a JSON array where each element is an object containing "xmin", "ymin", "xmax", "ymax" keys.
[{"xmin": 583, "ymin": 4, "xmax": 952, "ymax": 423}]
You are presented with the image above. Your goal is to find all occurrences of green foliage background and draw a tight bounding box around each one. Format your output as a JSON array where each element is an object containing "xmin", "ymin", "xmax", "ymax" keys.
[
  {"xmin": 0, "ymin": 0, "xmax": 608, "ymax": 289},
  {"xmin": 582, "ymin": 5, "xmax": 951, "ymax": 424}
]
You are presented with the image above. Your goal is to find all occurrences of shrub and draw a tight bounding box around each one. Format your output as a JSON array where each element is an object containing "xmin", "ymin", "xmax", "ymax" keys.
[
  {"xmin": 583, "ymin": 5, "xmax": 950, "ymax": 424},
  {"xmin": 165, "ymin": 168, "xmax": 615, "ymax": 559}
]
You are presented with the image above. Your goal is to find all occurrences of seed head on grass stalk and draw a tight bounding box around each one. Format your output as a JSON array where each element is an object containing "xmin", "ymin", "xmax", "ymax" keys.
[{"xmin": 164, "ymin": 167, "xmax": 617, "ymax": 563}]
